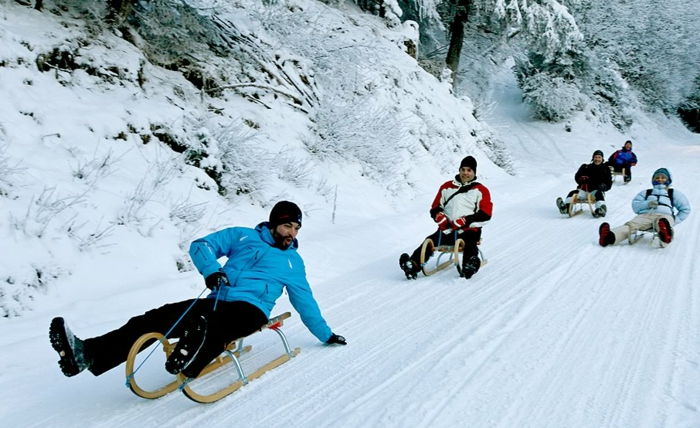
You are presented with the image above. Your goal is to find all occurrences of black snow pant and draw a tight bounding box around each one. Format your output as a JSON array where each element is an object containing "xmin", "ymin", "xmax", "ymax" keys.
[
  {"xmin": 84, "ymin": 299, "xmax": 267, "ymax": 377},
  {"xmin": 611, "ymin": 164, "xmax": 632, "ymax": 181},
  {"xmin": 409, "ymin": 228, "xmax": 482, "ymax": 268},
  {"xmin": 567, "ymin": 188, "xmax": 606, "ymax": 202}
]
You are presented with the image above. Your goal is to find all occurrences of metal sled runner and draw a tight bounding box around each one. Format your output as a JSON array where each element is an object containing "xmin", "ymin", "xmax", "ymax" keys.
[
  {"xmin": 125, "ymin": 312, "xmax": 300, "ymax": 403},
  {"xmin": 628, "ymin": 228, "xmax": 668, "ymax": 248}
]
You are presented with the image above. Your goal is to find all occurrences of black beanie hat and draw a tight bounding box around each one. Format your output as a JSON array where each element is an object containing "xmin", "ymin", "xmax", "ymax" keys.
[
  {"xmin": 460, "ymin": 156, "xmax": 477, "ymax": 172},
  {"xmin": 269, "ymin": 201, "xmax": 302, "ymax": 227},
  {"xmin": 592, "ymin": 150, "xmax": 604, "ymax": 159}
]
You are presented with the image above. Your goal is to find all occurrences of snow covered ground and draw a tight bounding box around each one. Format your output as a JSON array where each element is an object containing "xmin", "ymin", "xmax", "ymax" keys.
[
  {"xmin": 1, "ymin": 3, "xmax": 700, "ymax": 428},
  {"xmin": 2, "ymin": 69, "xmax": 698, "ymax": 427}
]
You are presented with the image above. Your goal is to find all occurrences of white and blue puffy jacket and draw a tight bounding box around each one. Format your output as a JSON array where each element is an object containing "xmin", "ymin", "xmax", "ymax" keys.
[
  {"xmin": 189, "ymin": 222, "xmax": 332, "ymax": 342},
  {"xmin": 631, "ymin": 180, "xmax": 691, "ymax": 224}
]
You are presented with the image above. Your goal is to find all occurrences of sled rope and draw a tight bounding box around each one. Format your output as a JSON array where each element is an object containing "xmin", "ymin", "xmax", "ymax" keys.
[{"xmin": 125, "ymin": 287, "xmax": 209, "ymax": 385}]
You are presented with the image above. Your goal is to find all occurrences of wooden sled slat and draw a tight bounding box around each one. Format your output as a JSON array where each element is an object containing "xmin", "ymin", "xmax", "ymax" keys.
[
  {"xmin": 420, "ymin": 238, "xmax": 463, "ymax": 276},
  {"xmin": 125, "ymin": 334, "xmax": 252, "ymax": 400},
  {"xmin": 568, "ymin": 192, "xmax": 595, "ymax": 217},
  {"xmin": 419, "ymin": 237, "xmax": 484, "ymax": 277},
  {"xmin": 180, "ymin": 347, "xmax": 301, "ymax": 403},
  {"xmin": 125, "ymin": 311, "xmax": 298, "ymax": 402},
  {"xmin": 610, "ymin": 166, "xmax": 628, "ymax": 184},
  {"xmin": 125, "ymin": 332, "xmax": 179, "ymax": 399}
]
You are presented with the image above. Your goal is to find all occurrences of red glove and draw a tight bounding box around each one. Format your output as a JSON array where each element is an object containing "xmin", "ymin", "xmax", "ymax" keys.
[
  {"xmin": 452, "ymin": 217, "xmax": 468, "ymax": 230},
  {"xmin": 435, "ymin": 212, "xmax": 450, "ymax": 230}
]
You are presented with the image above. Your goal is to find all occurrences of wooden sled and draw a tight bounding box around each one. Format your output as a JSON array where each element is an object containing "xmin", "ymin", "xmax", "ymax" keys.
[
  {"xmin": 568, "ymin": 192, "xmax": 596, "ymax": 217},
  {"xmin": 419, "ymin": 237, "xmax": 487, "ymax": 276},
  {"xmin": 125, "ymin": 312, "xmax": 300, "ymax": 403},
  {"xmin": 609, "ymin": 166, "xmax": 628, "ymax": 184}
]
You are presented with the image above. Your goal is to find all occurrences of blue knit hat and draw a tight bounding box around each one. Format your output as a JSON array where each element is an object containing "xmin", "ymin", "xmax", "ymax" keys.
[{"xmin": 652, "ymin": 168, "xmax": 672, "ymax": 185}]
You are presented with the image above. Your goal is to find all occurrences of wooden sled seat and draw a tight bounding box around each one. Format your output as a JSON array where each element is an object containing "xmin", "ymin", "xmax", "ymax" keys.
[
  {"xmin": 568, "ymin": 192, "xmax": 595, "ymax": 217},
  {"xmin": 420, "ymin": 237, "xmax": 487, "ymax": 277},
  {"xmin": 125, "ymin": 311, "xmax": 300, "ymax": 403},
  {"xmin": 609, "ymin": 166, "xmax": 629, "ymax": 184}
]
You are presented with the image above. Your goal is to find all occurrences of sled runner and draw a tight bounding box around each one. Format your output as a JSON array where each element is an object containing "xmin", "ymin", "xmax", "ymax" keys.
[
  {"xmin": 125, "ymin": 312, "xmax": 300, "ymax": 403},
  {"xmin": 419, "ymin": 237, "xmax": 487, "ymax": 276},
  {"xmin": 609, "ymin": 166, "xmax": 628, "ymax": 184},
  {"xmin": 568, "ymin": 191, "xmax": 595, "ymax": 217},
  {"xmin": 628, "ymin": 229, "xmax": 668, "ymax": 248}
]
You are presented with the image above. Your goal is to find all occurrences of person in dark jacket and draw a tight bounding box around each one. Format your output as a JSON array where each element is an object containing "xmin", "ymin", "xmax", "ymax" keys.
[
  {"xmin": 607, "ymin": 140, "xmax": 638, "ymax": 183},
  {"xmin": 556, "ymin": 150, "xmax": 613, "ymax": 217},
  {"xmin": 49, "ymin": 201, "xmax": 346, "ymax": 380},
  {"xmin": 399, "ymin": 156, "xmax": 493, "ymax": 280}
]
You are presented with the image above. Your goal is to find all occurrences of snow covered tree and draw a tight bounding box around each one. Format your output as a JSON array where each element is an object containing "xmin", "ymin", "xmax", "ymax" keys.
[{"xmin": 678, "ymin": 76, "xmax": 700, "ymax": 132}]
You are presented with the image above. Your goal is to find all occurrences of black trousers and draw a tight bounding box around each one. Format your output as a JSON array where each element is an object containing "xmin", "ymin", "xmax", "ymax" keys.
[
  {"xmin": 84, "ymin": 299, "xmax": 267, "ymax": 376},
  {"xmin": 612, "ymin": 164, "xmax": 632, "ymax": 180},
  {"xmin": 409, "ymin": 228, "xmax": 482, "ymax": 267},
  {"xmin": 567, "ymin": 188, "xmax": 606, "ymax": 202}
]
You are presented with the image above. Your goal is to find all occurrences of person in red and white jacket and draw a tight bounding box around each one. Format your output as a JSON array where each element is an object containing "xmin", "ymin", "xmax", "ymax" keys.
[{"xmin": 399, "ymin": 156, "xmax": 493, "ymax": 280}]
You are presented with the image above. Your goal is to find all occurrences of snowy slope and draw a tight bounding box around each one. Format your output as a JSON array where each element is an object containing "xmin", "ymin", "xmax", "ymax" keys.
[
  {"xmin": 1, "ymin": 2, "xmax": 700, "ymax": 428},
  {"xmin": 2, "ymin": 62, "xmax": 699, "ymax": 427}
]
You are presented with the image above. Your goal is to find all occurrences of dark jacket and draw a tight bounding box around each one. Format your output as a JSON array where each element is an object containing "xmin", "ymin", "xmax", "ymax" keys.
[{"xmin": 575, "ymin": 162, "xmax": 612, "ymax": 192}]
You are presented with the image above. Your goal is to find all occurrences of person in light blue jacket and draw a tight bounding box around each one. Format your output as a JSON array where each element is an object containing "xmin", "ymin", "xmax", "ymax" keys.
[
  {"xmin": 49, "ymin": 201, "xmax": 346, "ymax": 380},
  {"xmin": 598, "ymin": 168, "xmax": 691, "ymax": 246}
]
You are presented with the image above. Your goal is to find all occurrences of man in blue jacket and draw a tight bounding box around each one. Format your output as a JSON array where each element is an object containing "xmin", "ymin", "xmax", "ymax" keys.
[
  {"xmin": 607, "ymin": 140, "xmax": 638, "ymax": 183},
  {"xmin": 49, "ymin": 201, "xmax": 346, "ymax": 379}
]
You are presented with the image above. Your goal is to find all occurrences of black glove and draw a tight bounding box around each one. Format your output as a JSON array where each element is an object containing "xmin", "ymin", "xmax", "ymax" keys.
[
  {"xmin": 205, "ymin": 271, "xmax": 230, "ymax": 290},
  {"xmin": 326, "ymin": 333, "xmax": 347, "ymax": 345}
]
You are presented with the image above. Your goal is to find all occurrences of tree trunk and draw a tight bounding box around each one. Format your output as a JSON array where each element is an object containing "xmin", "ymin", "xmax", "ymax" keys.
[{"xmin": 445, "ymin": 0, "xmax": 472, "ymax": 84}]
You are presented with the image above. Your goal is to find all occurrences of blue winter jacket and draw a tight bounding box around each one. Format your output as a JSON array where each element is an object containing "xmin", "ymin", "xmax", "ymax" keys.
[
  {"xmin": 189, "ymin": 222, "xmax": 332, "ymax": 342},
  {"xmin": 609, "ymin": 148, "xmax": 637, "ymax": 166},
  {"xmin": 631, "ymin": 184, "xmax": 691, "ymax": 223}
]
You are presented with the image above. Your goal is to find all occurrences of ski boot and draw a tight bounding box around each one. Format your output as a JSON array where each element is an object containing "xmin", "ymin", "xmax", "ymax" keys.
[
  {"xmin": 460, "ymin": 255, "xmax": 481, "ymax": 279},
  {"xmin": 598, "ymin": 222, "xmax": 615, "ymax": 247},
  {"xmin": 556, "ymin": 197, "xmax": 569, "ymax": 215},
  {"xmin": 165, "ymin": 315, "xmax": 207, "ymax": 375},
  {"xmin": 593, "ymin": 204, "xmax": 607, "ymax": 218},
  {"xmin": 49, "ymin": 317, "xmax": 91, "ymax": 377},
  {"xmin": 656, "ymin": 218, "xmax": 673, "ymax": 244},
  {"xmin": 399, "ymin": 253, "xmax": 419, "ymax": 280}
]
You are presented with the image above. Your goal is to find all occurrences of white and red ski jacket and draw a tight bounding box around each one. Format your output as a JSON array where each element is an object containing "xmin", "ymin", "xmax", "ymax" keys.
[{"xmin": 429, "ymin": 176, "xmax": 493, "ymax": 228}]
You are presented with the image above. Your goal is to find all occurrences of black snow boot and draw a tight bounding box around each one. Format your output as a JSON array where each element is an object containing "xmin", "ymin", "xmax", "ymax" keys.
[
  {"xmin": 556, "ymin": 197, "xmax": 569, "ymax": 215},
  {"xmin": 594, "ymin": 204, "xmax": 607, "ymax": 218},
  {"xmin": 165, "ymin": 315, "xmax": 207, "ymax": 376},
  {"xmin": 49, "ymin": 317, "xmax": 90, "ymax": 377},
  {"xmin": 460, "ymin": 255, "xmax": 481, "ymax": 279},
  {"xmin": 399, "ymin": 253, "xmax": 419, "ymax": 280}
]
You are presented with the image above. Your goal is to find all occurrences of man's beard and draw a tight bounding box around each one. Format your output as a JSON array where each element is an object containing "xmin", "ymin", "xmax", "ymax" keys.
[{"xmin": 271, "ymin": 229, "xmax": 292, "ymax": 249}]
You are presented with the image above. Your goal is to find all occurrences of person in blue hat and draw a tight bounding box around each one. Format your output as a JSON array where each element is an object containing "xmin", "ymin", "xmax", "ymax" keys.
[{"xmin": 598, "ymin": 168, "xmax": 691, "ymax": 246}]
